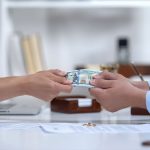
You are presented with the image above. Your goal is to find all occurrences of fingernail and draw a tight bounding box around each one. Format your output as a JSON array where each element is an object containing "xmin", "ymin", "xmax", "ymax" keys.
[
  {"xmin": 90, "ymin": 79, "xmax": 96, "ymax": 85},
  {"xmin": 93, "ymin": 75, "xmax": 100, "ymax": 79},
  {"xmin": 59, "ymin": 71, "xmax": 66, "ymax": 76},
  {"xmin": 65, "ymin": 80, "xmax": 72, "ymax": 84}
]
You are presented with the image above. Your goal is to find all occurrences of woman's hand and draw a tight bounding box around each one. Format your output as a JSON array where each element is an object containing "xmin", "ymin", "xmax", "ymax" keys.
[
  {"xmin": 0, "ymin": 69, "xmax": 72, "ymax": 101},
  {"xmin": 20, "ymin": 69, "xmax": 72, "ymax": 101}
]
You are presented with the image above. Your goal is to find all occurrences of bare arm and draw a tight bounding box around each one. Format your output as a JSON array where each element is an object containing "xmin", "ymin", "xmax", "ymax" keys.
[
  {"xmin": 0, "ymin": 69, "xmax": 72, "ymax": 101},
  {"xmin": 0, "ymin": 76, "xmax": 25, "ymax": 100}
]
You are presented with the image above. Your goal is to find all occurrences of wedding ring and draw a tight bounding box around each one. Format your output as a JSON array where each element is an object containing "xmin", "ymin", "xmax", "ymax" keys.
[{"xmin": 83, "ymin": 123, "xmax": 96, "ymax": 127}]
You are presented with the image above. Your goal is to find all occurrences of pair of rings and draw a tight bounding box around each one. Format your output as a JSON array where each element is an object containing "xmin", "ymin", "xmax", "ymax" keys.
[{"xmin": 82, "ymin": 123, "xmax": 96, "ymax": 127}]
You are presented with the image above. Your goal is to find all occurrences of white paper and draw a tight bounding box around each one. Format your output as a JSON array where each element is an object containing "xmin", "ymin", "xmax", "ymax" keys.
[
  {"xmin": 1, "ymin": 123, "xmax": 150, "ymax": 134},
  {"xmin": 40, "ymin": 123, "xmax": 150, "ymax": 134},
  {"xmin": 78, "ymin": 99, "xmax": 92, "ymax": 107},
  {"xmin": 65, "ymin": 98, "xmax": 92, "ymax": 107}
]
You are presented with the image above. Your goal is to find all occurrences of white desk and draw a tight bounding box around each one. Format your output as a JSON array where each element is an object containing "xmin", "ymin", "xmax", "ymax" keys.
[
  {"xmin": 0, "ymin": 104, "xmax": 150, "ymax": 150},
  {"xmin": 0, "ymin": 128, "xmax": 150, "ymax": 150}
]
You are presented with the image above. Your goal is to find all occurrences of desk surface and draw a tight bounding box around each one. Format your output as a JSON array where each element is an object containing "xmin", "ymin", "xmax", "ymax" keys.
[
  {"xmin": 0, "ymin": 101, "xmax": 150, "ymax": 150},
  {"xmin": 0, "ymin": 128, "xmax": 149, "ymax": 150}
]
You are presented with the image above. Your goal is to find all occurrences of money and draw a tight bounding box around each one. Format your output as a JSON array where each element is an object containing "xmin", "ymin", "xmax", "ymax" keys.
[{"xmin": 66, "ymin": 69, "xmax": 102, "ymax": 88}]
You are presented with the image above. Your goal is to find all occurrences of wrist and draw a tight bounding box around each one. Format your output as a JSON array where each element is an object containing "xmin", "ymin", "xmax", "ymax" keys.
[
  {"xmin": 130, "ymin": 89, "xmax": 147, "ymax": 109},
  {"xmin": 15, "ymin": 76, "xmax": 29, "ymax": 96}
]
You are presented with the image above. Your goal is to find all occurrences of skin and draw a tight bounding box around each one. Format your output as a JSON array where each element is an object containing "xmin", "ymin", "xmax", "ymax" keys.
[
  {"xmin": 0, "ymin": 69, "xmax": 72, "ymax": 101},
  {"xmin": 89, "ymin": 71, "xmax": 149, "ymax": 112}
]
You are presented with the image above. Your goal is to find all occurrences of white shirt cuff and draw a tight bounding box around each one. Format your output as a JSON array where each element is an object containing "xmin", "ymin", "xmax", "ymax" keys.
[{"xmin": 146, "ymin": 91, "xmax": 150, "ymax": 113}]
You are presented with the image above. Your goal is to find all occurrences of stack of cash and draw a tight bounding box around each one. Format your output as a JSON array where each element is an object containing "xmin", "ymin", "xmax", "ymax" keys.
[{"xmin": 66, "ymin": 69, "xmax": 102, "ymax": 88}]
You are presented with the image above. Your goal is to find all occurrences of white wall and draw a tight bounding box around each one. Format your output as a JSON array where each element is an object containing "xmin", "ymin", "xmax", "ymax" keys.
[
  {"xmin": 45, "ymin": 8, "xmax": 133, "ymax": 69},
  {"xmin": 5, "ymin": 7, "xmax": 150, "ymax": 73},
  {"xmin": 131, "ymin": 8, "xmax": 150, "ymax": 64}
]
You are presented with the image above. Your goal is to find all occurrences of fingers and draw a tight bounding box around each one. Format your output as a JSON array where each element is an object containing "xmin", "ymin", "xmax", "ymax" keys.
[
  {"xmin": 49, "ymin": 69, "xmax": 66, "ymax": 77},
  {"xmin": 93, "ymin": 71, "xmax": 118, "ymax": 80},
  {"xmin": 48, "ymin": 73, "xmax": 72, "ymax": 85},
  {"xmin": 89, "ymin": 88, "xmax": 105, "ymax": 99},
  {"xmin": 55, "ymin": 82, "xmax": 73, "ymax": 93},
  {"xmin": 90, "ymin": 78, "xmax": 113, "ymax": 89},
  {"xmin": 41, "ymin": 69, "xmax": 71, "ymax": 85}
]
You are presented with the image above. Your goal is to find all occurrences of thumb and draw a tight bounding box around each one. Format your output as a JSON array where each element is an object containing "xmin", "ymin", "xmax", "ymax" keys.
[
  {"xmin": 90, "ymin": 78, "xmax": 113, "ymax": 89},
  {"xmin": 89, "ymin": 88, "xmax": 105, "ymax": 98}
]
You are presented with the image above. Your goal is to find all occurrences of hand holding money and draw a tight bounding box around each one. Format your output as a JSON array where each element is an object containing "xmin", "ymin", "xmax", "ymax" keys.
[{"xmin": 66, "ymin": 69, "xmax": 102, "ymax": 88}]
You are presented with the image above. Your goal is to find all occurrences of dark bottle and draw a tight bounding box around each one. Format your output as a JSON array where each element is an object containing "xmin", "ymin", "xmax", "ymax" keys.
[{"xmin": 117, "ymin": 38, "xmax": 130, "ymax": 64}]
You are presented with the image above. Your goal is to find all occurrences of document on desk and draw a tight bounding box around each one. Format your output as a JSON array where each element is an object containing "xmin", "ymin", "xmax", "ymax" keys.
[
  {"xmin": 40, "ymin": 123, "xmax": 150, "ymax": 134},
  {"xmin": 1, "ymin": 123, "xmax": 150, "ymax": 134}
]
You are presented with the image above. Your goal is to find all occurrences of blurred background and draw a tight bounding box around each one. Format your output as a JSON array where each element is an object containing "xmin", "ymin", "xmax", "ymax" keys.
[
  {"xmin": 0, "ymin": 0, "xmax": 150, "ymax": 76},
  {"xmin": 1, "ymin": 0, "xmax": 150, "ymax": 113}
]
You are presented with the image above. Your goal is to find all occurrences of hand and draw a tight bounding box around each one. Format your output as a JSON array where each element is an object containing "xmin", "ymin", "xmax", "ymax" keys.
[
  {"xmin": 89, "ymin": 71, "xmax": 146, "ymax": 112},
  {"xmin": 93, "ymin": 70, "xmax": 149, "ymax": 91},
  {"xmin": 21, "ymin": 69, "xmax": 72, "ymax": 101},
  {"xmin": 130, "ymin": 81, "xmax": 149, "ymax": 91}
]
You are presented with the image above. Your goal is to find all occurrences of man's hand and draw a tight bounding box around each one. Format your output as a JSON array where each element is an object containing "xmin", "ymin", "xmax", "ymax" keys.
[
  {"xmin": 89, "ymin": 71, "xmax": 147, "ymax": 112},
  {"xmin": 92, "ymin": 70, "xmax": 149, "ymax": 90},
  {"xmin": 130, "ymin": 81, "xmax": 149, "ymax": 91},
  {"xmin": 20, "ymin": 69, "xmax": 72, "ymax": 101}
]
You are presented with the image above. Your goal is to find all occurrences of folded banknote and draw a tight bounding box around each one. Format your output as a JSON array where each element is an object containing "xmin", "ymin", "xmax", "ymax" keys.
[{"xmin": 66, "ymin": 69, "xmax": 102, "ymax": 88}]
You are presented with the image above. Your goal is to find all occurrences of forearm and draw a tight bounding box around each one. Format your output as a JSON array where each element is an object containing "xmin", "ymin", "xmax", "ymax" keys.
[{"xmin": 0, "ymin": 76, "xmax": 25, "ymax": 101}]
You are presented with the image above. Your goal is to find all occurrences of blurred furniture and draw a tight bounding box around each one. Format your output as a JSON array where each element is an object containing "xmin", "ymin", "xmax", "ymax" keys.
[
  {"xmin": 118, "ymin": 64, "xmax": 150, "ymax": 78},
  {"xmin": 118, "ymin": 64, "xmax": 150, "ymax": 115},
  {"xmin": 51, "ymin": 96, "xmax": 101, "ymax": 113}
]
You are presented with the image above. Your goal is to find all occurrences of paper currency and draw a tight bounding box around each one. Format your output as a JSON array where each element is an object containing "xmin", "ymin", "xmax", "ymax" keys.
[{"xmin": 66, "ymin": 69, "xmax": 102, "ymax": 88}]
